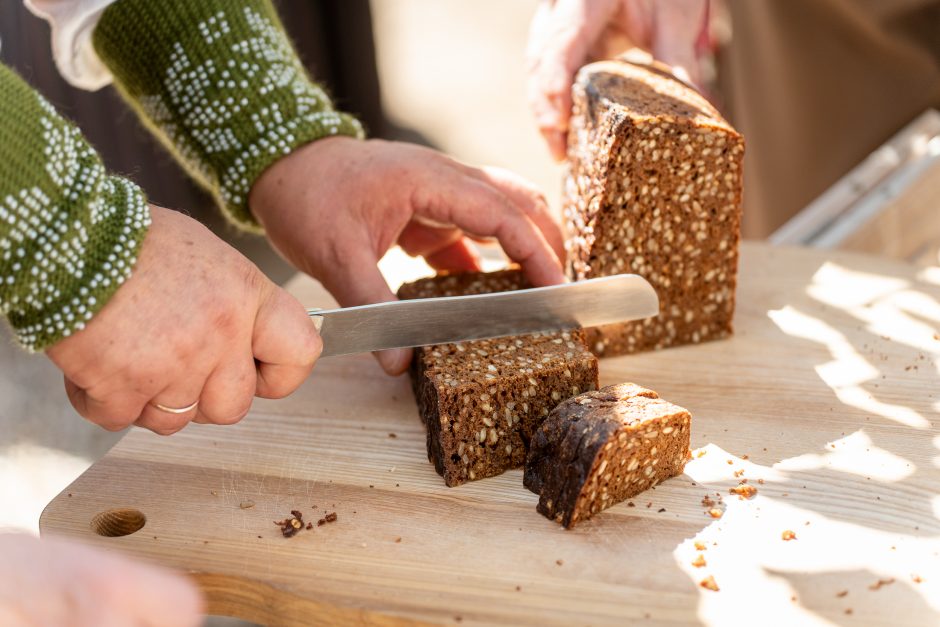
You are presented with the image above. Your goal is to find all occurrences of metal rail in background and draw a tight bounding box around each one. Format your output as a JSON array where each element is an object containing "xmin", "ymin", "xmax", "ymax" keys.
[{"xmin": 771, "ymin": 109, "xmax": 940, "ymax": 252}]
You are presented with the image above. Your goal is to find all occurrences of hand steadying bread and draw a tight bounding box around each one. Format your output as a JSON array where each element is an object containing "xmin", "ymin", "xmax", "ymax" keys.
[
  {"xmin": 249, "ymin": 136, "xmax": 567, "ymax": 375},
  {"xmin": 526, "ymin": 0, "xmax": 709, "ymax": 160}
]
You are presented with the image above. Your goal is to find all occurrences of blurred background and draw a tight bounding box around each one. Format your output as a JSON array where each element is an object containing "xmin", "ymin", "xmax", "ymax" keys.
[{"xmin": 1, "ymin": 0, "xmax": 939, "ymax": 533}]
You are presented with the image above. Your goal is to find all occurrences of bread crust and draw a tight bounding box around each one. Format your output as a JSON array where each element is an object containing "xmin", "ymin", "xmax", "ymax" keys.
[{"xmin": 525, "ymin": 383, "xmax": 691, "ymax": 528}]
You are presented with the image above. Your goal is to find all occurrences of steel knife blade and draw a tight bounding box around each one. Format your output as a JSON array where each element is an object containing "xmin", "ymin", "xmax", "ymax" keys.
[{"xmin": 307, "ymin": 274, "xmax": 658, "ymax": 357}]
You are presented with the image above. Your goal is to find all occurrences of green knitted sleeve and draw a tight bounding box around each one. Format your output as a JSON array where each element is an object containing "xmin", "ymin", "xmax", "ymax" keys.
[
  {"xmin": 0, "ymin": 65, "xmax": 150, "ymax": 351},
  {"xmin": 92, "ymin": 0, "xmax": 364, "ymax": 232}
]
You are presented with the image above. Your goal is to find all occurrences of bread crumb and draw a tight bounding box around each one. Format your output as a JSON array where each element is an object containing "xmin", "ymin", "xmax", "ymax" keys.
[
  {"xmin": 726, "ymin": 459, "xmax": 733, "ymax": 465},
  {"xmin": 388, "ymin": 432, "xmax": 397, "ymax": 438},
  {"xmin": 836, "ymin": 590, "xmax": 848, "ymax": 597},
  {"xmin": 699, "ymin": 575, "xmax": 719, "ymax": 591},
  {"xmin": 781, "ymin": 530, "xmax": 797, "ymax": 541},
  {"xmin": 556, "ymin": 559, "xmax": 564, "ymax": 566},
  {"xmin": 691, "ymin": 554, "xmax": 707, "ymax": 568},
  {"xmin": 869, "ymin": 577, "xmax": 895, "ymax": 590},
  {"xmin": 844, "ymin": 608, "xmax": 853, "ymax": 615},
  {"xmin": 274, "ymin": 510, "xmax": 306, "ymax": 538},
  {"xmin": 733, "ymin": 469, "xmax": 745, "ymax": 478},
  {"xmin": 239, "ymin": 500, "xmax": 255, "ymax": 509},
  {"xmin": 395, "ymin": 537, "xmax": 402, "ymax": 543},
  {"xmin": 708, "ymin": 508, "xmax": 723, "ymax": 519},
  {"xmin": 730, "ymin": 485, "xmax": 758, "ymax": 499},
  {"xmin": 912, "ymin": 574, "xmax": 923, "ymax": 583},
  {"xmin": 696, "ymin": 450, "xmax": 707, "ymax": 458},
  {"xmin": 694, "ymin": 541, "xmax": 707, "ymax": 551}
]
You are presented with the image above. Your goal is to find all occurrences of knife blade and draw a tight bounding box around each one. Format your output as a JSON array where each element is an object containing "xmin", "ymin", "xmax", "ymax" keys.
[{"xmin": 307, "ymin": 274, "xmax": 658, "ymax": 357}]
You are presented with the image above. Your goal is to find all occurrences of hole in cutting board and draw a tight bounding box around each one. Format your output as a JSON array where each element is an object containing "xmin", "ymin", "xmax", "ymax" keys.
[{"xmin": 91, "ymin": 508, "xmax": 146, "ymax": 537}]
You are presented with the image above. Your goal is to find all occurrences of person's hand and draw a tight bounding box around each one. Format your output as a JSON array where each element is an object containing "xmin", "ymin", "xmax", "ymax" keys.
[
  {"xmin": 0, "ymin": 533, "xmax": 203, "ymax": 626},
  {"xmin": 249, "ymin": 136, "xmax": 566, "ymax": 375},
  {"xmin": 46, "ymin": 206, "xmax": 320, "ymax": 435},
  {"xmin": 527, "ymin": 0, "xmax": 709, "ymax": 160}
]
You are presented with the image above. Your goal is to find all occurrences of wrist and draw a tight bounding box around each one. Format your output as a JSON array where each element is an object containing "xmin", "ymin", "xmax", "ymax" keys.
[{"xmin": 249, "ymin": 135, "xmax": 362, "ymax": 228}]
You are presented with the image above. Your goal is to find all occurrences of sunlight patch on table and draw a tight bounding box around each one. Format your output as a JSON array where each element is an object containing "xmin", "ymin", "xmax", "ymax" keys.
[
  {"xmin": 807, "ymin": 262, "xmax": 908, "ymax": 309},
  {"xmin": 807, "ymin": 263, "xmax": 940, "ymax": 355},
  {"xmin": 676, "ymin": 493, "xmax": 940, "ymax": 626},
  {"xmin": 917, "ymin": 266, "xmax": 940, "ymax": 287},
  {"xmin": 768, "ymin": 306, "xmax": 930, "ymax": 429},
  {"xmin": 774, "ymin": 430, "xmax": 914, "ymax": 482}
]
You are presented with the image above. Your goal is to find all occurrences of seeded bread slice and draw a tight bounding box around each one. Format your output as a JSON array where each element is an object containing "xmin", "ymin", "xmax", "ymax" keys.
[
  {"xmin": 398, "ymin": 270, "xmax": 599, "ymax": 487},
  {"xmin": 564, "ymin": 59, "xmax": 744, "ymax": 356},
  {"xmin": 524, "ymin": 383, "xmax": 691, "ymax": 528}
]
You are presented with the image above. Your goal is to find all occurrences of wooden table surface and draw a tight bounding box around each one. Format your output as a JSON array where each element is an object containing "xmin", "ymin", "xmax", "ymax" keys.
[{"xmin": 40, "ymin": 242, "xmax": 940, "ymax": 626}]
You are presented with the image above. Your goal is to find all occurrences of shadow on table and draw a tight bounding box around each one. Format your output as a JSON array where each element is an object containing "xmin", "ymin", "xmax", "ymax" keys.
[
  {"xmin": 659, "ymin": 246, "xmax": 940, "ymax": 625},
  {"xmin": 772, "ymin": 567, "xmax": 934, "ymax": 626}
]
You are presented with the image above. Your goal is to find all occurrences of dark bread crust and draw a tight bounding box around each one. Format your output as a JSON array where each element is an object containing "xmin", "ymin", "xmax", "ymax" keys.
[
  {"xmin": 525, "ymin": 383, "xmax": 691, "ymax": 528},
  {"xmin": 564, "ymin": 60, "xmax": 745, "ymax": 356},
  {"xmin": 399, "ymin": 270, "xmax": 599, "ymax": 487}
]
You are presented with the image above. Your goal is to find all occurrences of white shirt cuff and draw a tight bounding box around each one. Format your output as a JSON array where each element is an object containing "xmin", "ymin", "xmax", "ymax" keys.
[{"xmin": 24, "ymin": 0, "xmax": 120, "ymax": 91}]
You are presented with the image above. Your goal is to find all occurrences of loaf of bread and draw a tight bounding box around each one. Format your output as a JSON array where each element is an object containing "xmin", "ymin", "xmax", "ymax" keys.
[
  {"xmin": 398, "ymin": 270, "xmax": 599, "ymax": 487},
  {"xmin": 564, "ymin": 59, "xmax": 744, "ymax": 356},
  {"xmin": 524, "ymin": 383, "xmax": 691, "ymax": 528}
]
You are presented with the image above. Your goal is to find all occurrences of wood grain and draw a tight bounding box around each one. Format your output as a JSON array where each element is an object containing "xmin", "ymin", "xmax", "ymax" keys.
[{"xmin": 41, "ymin": 243, "xmax": 940, "ymax": 626}]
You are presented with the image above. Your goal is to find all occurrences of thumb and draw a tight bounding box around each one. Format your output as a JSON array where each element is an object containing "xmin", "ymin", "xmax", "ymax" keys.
[
  {"xmin": 526, "ymin": 0, "xmax": 620, "ymax": 159},
  {"xmin": 651, "ymin": 0, "xmax": 709, "ymax": 86},
  {"xmin": 321, "ymin": 251, "xmax": 413, "ymax": 376},
  {"xmin": 252, "ymin": 284, "xmax": 322, "ymax": 399}
]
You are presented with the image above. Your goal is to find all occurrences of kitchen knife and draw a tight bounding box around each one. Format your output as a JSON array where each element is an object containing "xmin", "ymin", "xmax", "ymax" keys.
[{"xmin": 307, "ymin": 274, "xmax": 658, "ymax": 357}]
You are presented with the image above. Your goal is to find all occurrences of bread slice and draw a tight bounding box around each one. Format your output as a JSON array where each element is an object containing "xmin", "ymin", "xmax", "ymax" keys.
[
  {"xmin": 564, "ymin": 59, "xmax": 744, "ymax": 356},
  {"xmin": 398, "ymin": 270, "xmax": 599, "ymax": 487},
  {"xmin": 524, "ymin": 383, "xmax": 691, "ymax": 528}
]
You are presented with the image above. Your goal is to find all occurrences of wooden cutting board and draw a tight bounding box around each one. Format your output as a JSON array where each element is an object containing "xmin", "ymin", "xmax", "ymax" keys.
[{"xmin": 41, "ymin": 242, "xmax": 940, "ymax": 626}]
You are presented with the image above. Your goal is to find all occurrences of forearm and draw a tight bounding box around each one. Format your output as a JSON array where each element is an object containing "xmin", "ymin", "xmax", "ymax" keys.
[
  {"xmin": 92, "ymin": 0, "xmax": 363, "ymax": 231},
  {"xmin": 0, "ymin": 64, "xmax": 150, "ymax": 351}
]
